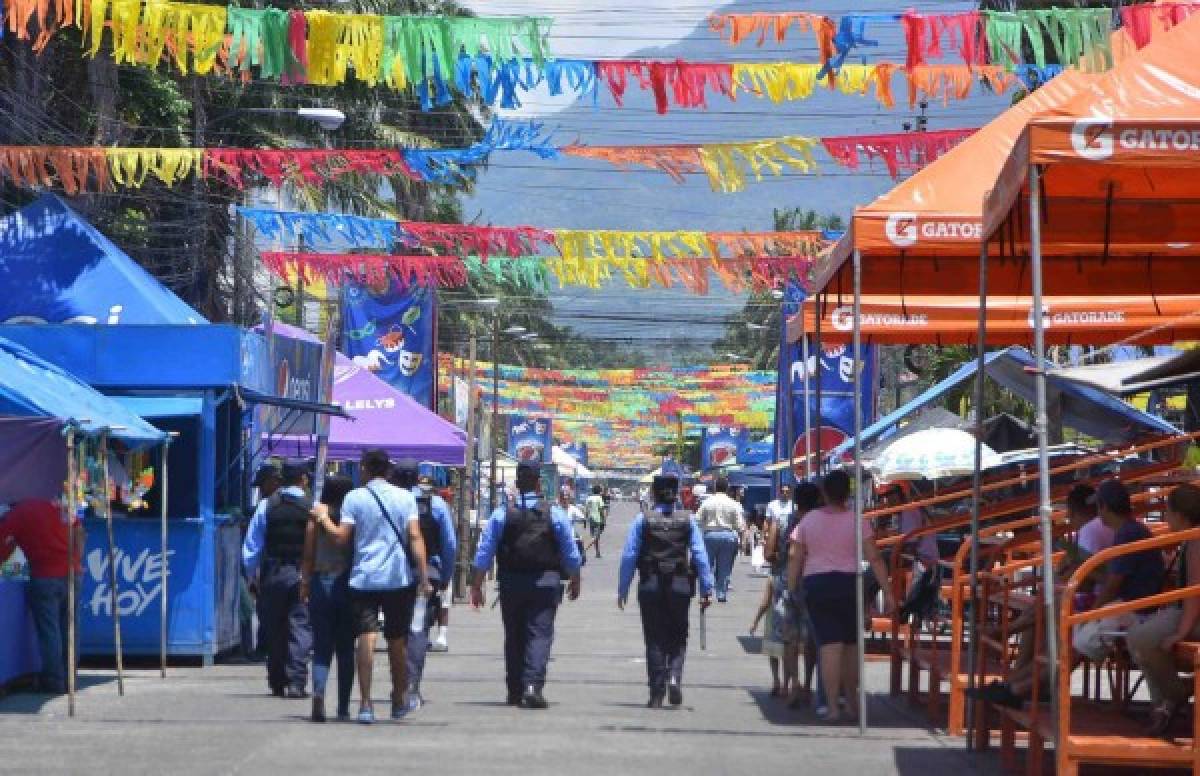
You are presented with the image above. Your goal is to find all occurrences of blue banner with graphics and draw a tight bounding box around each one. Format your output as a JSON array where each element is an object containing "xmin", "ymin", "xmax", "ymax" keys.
[
  {"xmin": 508, "ymin": 416, "xmax": 553, "ymax": 464},
  {"xmin": 789, "ymin": 340, "xmax": 876, "ymax": 455},
  {"xmin": 342, "ymin": 279, "xmax": 436, "ymax": 408},
  {"xmin": 701, "ymin": 426, "xmax": 747, "ymax": 470}
]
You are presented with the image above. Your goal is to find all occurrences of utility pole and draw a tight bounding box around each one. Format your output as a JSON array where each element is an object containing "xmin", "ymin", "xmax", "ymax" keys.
[
  {"xmin": 455, "ymin": 336, "xmax": 479, "ymax": 602},
  {"xmin": 490, "ymin": 312, "xmax": 500, "ymax": 515}
]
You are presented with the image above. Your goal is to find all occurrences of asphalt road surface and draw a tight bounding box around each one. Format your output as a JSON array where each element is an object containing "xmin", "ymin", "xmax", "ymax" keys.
[{"xmin": 0, "ymin": 501, "xmax": 1001, "ymax": 775}]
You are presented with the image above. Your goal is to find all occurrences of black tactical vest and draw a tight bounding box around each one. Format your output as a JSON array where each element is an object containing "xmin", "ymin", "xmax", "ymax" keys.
[
  {"xmin": 498, "ymin": 504, "xmax": 561, "ymax": 574},
  {"xmin": 264, "ymin": 491, "xmax": 310, "ymax": 563},
  {"xmin": 639, "ymin": 510, "xmax": 692, "ymax": 577},
  {"xmin": 417, "ymin": 494, "xmax": 442, "ymax": 559}
]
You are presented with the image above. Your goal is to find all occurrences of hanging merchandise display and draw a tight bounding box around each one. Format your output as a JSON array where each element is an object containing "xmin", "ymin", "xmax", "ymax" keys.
[{"xmin": 342, "ymin": 279, "xmax": 437, "ymax": 407}]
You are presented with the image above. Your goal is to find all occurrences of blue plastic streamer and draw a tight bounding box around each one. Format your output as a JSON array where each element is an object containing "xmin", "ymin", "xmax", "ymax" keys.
[
  {"xmin": 237, "ymin": 207, "xmax": 406, "ymax": 249},
  {"xmin": 1013, "ymin": 64, "xmax": 1064, "ymax": 90},
  {"xmin": 818, "ymin": 14, "xmax": 898, "ymax": 79},
  {"xmin": 402, "ymin": 119, "xmax": 558, "ymax": 183}
]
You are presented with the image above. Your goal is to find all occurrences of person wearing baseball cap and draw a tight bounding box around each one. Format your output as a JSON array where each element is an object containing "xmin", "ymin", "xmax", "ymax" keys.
[
  {"xmin": 242, "ymin": 461, "xmax": 314, "ymax": 699},
  {"xmin": 469, "ymin": 461, "xmax": 582, "ymax": 709}
]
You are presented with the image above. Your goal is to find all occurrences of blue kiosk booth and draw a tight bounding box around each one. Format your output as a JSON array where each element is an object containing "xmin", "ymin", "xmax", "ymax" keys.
[{"xmin": 0, "ymin": 324, "xmax": 327, "ymax": 663}]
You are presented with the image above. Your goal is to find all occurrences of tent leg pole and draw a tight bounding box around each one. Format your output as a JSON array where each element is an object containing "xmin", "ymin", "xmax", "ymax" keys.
[
  {"xmin": 101, "ymin": 434, "xmax": 125, "ymax": 696},
  {"xmin": 801, "ymin": 305, "xmax": 813, "ymax": 480},
  {"xmin": 965, "ymin": 240, "xmax": 989, "ymax": 748},
  {"xmin": 853, "ymin": 249, "xmax": 867, "ymax": 736},
  {"xmin": 311, "ymin": 290, "xmax": 341, "ymax": 500},
  {"xmin": 1029, "ymin": 163, "xmax": 1060, "ymax": 725},
  {"xmin": 814, "ymin": 294, "xmax": 824, "ymax": 474},
  {"xmin": 161, "ymin": 440, "xmax": 170, "ymax": 678},
  {"xmin": 66, "ymin": 427, "xmax": 77, "ymax": 718}
]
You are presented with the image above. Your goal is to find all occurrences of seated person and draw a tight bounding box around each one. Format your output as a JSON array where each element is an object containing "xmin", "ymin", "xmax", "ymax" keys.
[
  {"xmin": 1126, "ymin": 483, "xmax": 1200, "ymax": 735},
  {"xmin": 972, "ymin": 481, "xmax": 1154, "ymax": 708}
]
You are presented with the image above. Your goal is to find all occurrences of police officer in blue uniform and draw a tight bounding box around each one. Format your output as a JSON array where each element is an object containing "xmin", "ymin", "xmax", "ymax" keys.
[
  {"xmin": 242, "ymin": 462, "xmax": 314, "ymax": 698},
  {"xmin": 469, "ymin": 462, "xmax": 582, "ymax": 709},
  {"xmin": 618, "ymin": 471, "xmax": 714, "ymax": 708},
  {"xmin": 390, "ymin": 461, "xmax": 457, "ymax": 712}
]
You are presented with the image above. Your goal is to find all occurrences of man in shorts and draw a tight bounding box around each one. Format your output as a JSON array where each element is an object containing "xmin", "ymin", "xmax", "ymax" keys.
[
  {"xmin": 585, "ymin": 485, "xmax": 608, "ymax": 559},
  {"xmin": 315, "ymin": 449, "xmax": 431, "ymax": 724}
]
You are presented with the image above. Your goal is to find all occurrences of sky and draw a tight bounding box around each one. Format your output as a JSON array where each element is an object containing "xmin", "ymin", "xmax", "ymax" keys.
[{"xmin": 457, "ymin": 0, "xmax": 1010, "ymax": 352}]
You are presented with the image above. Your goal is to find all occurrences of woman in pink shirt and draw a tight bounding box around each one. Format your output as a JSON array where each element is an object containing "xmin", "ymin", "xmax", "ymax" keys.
[{"xmin": 787, "ymin": 470, "xmax": 893, "ymax": 723}]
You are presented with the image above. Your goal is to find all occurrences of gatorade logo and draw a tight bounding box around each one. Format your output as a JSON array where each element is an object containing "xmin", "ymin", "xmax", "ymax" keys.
[
  {"xmin": 1071, "ymin": 118, "xmax": 1114, "ymax": 161},
  {"xmin": 885, "ymin": 212, "xmax": 918, "ymax": 247}
]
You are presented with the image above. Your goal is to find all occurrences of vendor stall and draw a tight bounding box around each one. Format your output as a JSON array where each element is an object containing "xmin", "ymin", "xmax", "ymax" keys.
[
  {"xmin": 262, "ymin": 323, "xmax": 466, "ymax": 465},
  {"xmin": 0, "ymin": 324, "xmax": 331, "ymax": 663},
  {"xmin": 0, "ymin": 341, "xmax": 164, "ymax": 696}
]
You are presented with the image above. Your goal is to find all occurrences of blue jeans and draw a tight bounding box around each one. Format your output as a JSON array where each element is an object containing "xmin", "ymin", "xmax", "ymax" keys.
[
  {"xmin": 28, "ymin": 577, "xmax": 75, "ymax": 693},
  {"xmin": 703, "ymin": 530, "xmax": 739, "ymax": 599},
  {"xmin": 309, "ymin": 572, "xmax": 355, "ymax": 715}
]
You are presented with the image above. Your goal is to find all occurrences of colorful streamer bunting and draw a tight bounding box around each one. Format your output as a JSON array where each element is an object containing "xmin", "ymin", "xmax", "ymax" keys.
[
  {"xmin": 438, "ymin": 356, "xmax": 780, "ymax": 467},
  {"xmin": 239, "ymin": 207, "xmax": 830, "ymax": 261},
  {"xmin": 257, "ymin": 248, "xmax": 812, "ymax": 295},
  {"xmin": 0, "ymin": 120, "xmax": 554, "ymax": 193}
]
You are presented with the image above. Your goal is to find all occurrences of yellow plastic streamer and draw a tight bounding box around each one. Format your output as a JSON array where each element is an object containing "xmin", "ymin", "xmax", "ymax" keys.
[
  {"xmin": 105, "ymin": 148, "xmax": 201, "ymax": 187},
  {"xmin": 731, "ymin": 63, "xmax": 821, "ymax": 102},
  {"xmin": 697, "ymin": 136, "xmax": 819, "ymax": 193},
  {"xmin": 82, "ymin": 0, "xmax": 227, "ymax": 73},
  {"xmin": 305, "ymin": 10, "xmax": 384, "ymax": 87}
]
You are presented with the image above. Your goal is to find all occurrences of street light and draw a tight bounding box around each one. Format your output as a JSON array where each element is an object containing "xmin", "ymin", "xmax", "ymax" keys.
[
  {"xmin": 295, "ymin": 107, "xmax": 347, "ymax": 130},
  {"xmin": 503, "ymin": 325, "xmax": 527, "ymax": 335},
  {"xmin": 746, "ymin": 322, "xmax": 768, "ymax": 331}
]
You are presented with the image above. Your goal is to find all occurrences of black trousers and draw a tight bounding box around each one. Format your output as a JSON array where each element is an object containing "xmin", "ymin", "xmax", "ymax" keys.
[
  {"xmin": 499, "ymin": 581, "xmax": 560, "ymax": 697},
  {"xmin": 260, "ymin": 561, "xmax": 312, "ymax": 692},
  {"xmin": 638, "ymin": 575, "xmax": 692, "ymax": 693}
]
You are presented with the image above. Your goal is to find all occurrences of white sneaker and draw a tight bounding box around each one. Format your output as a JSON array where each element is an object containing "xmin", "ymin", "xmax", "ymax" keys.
[{"xmin": 430, "ymin": 636, "xmax": 448, "ymax": 653}]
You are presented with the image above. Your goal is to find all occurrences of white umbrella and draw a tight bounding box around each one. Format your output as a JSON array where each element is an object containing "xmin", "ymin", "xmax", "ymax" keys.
[{"xmin": 870, "ymin": 428, "xmax": 1001, "ymax": 483}]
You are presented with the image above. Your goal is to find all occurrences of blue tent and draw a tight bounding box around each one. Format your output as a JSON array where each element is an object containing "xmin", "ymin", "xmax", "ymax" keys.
[
  {"xmin": 0, "ymin": 194, "xmax": 205, "ymax": 325},
  {"xmin": 0, "ymin": 335, "xmax": 164, "ymax": 447},
  {"xmin": 830, "ymin": 346, "xmax": 1178, "ymax": 459}
]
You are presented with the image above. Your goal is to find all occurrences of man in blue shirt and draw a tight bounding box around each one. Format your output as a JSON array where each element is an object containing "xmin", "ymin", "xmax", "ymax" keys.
[
  {"xmin": 242, "ymin": 461, "xmax": 313, "ymax": 699},
  {"xmin": 470, "ymin": 462, "xmax": 582, "ymax": 709},
  {"xmin": 619, "ymin": 472, "xmax": 714, "ymax": 708},
  {"xmin": 315, "ymin": 449, "xmax": 431, "ymax": 724},
  {"xmin": 390, "ymin": 461, "xmax": 457, "ymax": 712}
]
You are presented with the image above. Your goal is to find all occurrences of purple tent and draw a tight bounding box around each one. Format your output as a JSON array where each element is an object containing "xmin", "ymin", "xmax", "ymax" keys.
[{"xmin": 263, "ymin": 323, "xmax": 466, "ymax": 465}]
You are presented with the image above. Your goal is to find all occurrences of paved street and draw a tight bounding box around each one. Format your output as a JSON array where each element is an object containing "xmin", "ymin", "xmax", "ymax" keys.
[{"xmin": 0, "ymin": 502, "xmax": 999, "ymax": 775}]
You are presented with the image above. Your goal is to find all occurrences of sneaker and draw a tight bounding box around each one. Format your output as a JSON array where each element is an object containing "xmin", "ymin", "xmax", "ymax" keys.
[
  {"xmin": 310, "ymin": 696, "xmax": 326, "ymax": 723},
  {"xmin": 667, "ymin": 678, "xmax": 683, "ymax": 707},
  {"xmin": 391, "ymin": 699, "xmax": 410, "ymax": 720},
  {"xmin": 406, "ymin": 692, "xmax": 423, "ymax": 713},
  {"xmin": 357, "ymin": 706, "xmax": 375, "ymax": 725},
  {"xmin": 429, "ymin": 638, "xmax": 449, "ymax": 653},
  {"xmin": 284, "ymin": 686, "xmax": 309, "ymax": 699}
]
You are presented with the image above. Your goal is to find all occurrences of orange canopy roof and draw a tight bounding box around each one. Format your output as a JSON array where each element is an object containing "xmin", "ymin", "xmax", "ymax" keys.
[
  {"xmin": 810, "ymin": 18, "xmax": 1200, "ymax": 301},
  {"xmin": 787, "ymin": 293, "xmax": 1200, "ymax": 346},
  {"xmin": 982, "ymin": 12, "xmax": 1200, "ymax": 260}
]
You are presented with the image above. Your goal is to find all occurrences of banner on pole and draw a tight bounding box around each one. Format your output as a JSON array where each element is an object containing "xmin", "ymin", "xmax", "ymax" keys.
[
  {"xmin": 701, "ymin": 426, "xmax": 747, "ymax": 470},
  {"xmin": 341, "ymin": 279, "xmax": 436, "ymax": 407},
  {"xmin": 508, "ymin": 416, "xmax": 552, "ymax": 463}
]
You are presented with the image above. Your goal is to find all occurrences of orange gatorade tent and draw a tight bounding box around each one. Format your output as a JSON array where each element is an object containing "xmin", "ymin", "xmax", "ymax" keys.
[{"xmin": 790, "ymin": 294, "xmax": 1200, "ymax": 345}]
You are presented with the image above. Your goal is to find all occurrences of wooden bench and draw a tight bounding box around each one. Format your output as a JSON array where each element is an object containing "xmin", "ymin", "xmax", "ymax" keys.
[{"xmin": 975, "ymin": 525, "xmax": 1200, "ymax": 775}]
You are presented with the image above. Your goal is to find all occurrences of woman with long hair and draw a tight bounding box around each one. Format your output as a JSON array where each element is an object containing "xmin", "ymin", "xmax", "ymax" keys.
[{"xmin": 301, "ymin": 475, "xmax": 356, "ymax": 722}]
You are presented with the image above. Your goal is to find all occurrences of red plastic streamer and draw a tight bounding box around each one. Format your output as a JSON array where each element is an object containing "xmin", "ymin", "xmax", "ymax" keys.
[
  {"xmin": 282, "ymin": 10, "xmax": 309, "ymax": 85},
  {"xmin": 902, "ymin": 12, "xmax": 984, "ymax": 69},
  {"xmin": 204, "ymin": 149, "xmax": 416, "ymax": 188},
  {"xmin": 260, "ymin": 251, "xmax": 469, "ymax": 288},
  {"xmin": 597, "ymin": 60, "xmax": 734, "ymax": 114},
  {"xmin": 400, "ymin": 222, "xmax": 558, "ymax": 259},
  {"xmin": 821, "ymin": 127, "xmax": 975, "ymax": 178},
  {"xmin": 1119, "ymin": 3, "xmax": 1200, "ymax": 48}
]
